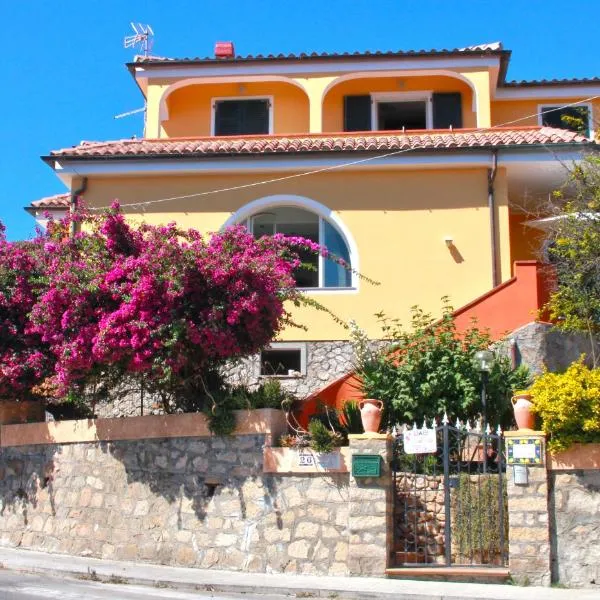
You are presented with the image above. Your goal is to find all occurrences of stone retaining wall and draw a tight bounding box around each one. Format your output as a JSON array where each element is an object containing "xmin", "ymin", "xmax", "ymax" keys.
[
  {"xmin": 0, "ymin": 434, "xmax": 349, "ymax": 575},
  {"xmin": 549, "ymin": 470, "xmax": 600, "ymax": 588}
]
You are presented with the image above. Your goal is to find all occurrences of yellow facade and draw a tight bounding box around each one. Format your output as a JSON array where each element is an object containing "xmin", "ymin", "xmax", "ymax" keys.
[
  {"xmin": 81, "ymin": 167, "xmax": 509, "ymax": 341},
  {"xmin": 45, "ymin": 46, "xmax": 597, "ymax": 345},
  {"xmin": 145, "ymin": 66, "xmax": 496, "ymax": 137},
  {"xmin": 491, "ymin": 97, "xmax": 600, "ymax": 129}
]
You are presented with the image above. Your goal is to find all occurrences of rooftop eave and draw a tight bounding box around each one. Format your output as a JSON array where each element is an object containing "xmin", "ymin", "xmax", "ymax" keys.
[
  {"xmin": 128, "ymin": 51, "xmax": 506, "ymax": 92},
  {"xmin": 43, "ymin": 142, "xmax": 594, "ymax": 190}
]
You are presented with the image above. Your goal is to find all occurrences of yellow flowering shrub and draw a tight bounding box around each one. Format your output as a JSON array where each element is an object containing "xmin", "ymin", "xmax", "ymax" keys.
[{"xmin": 530, "ymin": 359, "xmax": 600, "ymax": 452}]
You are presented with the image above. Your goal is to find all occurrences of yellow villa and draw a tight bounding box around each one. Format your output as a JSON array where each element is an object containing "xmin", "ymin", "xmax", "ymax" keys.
[{"xmin": 29, "ymin": 41, "xmax": 599, "ymax": 402}]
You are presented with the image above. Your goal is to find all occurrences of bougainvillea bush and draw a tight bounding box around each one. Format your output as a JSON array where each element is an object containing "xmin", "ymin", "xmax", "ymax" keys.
[
  {"xmin": 0, "ymin": 224, "xmax": 52, "ymax": 399},
  {"xmin": 0, "ymin": 203, "xmax": 348, "ymax": 409}
]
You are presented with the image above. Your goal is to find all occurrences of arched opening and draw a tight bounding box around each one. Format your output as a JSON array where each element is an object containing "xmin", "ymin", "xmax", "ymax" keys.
[
  {"xmin": 223, "ymin": 195, "xmax": 357, "ymax": 289},
  {"xmin": 321, "ymin": 71, "xmax": 478, "ymax": 132},
  {"xmin": 159, "ymin": 79, "xmax": 311, "ymax": 137}
]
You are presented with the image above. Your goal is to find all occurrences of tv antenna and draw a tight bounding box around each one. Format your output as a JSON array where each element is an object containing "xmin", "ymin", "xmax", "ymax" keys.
[{"xmin": 124, "ymin": 23, "xmax": 154, "ymax": 56}]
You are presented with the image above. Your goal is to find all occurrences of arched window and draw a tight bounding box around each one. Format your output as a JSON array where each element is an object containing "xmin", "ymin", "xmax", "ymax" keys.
[{"xmin": 224, "ymin": 196, "xmax": 356, "ymax": 290}]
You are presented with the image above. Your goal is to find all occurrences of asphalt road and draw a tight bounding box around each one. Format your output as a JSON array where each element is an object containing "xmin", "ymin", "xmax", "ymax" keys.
[{"xmin": 0, "ymin": 570, "xmax": 291, "ymax": 600}]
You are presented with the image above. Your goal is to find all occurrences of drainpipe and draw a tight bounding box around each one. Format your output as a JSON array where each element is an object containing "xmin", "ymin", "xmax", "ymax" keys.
[
  {"xmin": 69, "ymin": 178, "xmax": 88, "ymax": 239},
  {"xmin": 488, "ymin": 151, "xmax": 499, "ymax": 287}
]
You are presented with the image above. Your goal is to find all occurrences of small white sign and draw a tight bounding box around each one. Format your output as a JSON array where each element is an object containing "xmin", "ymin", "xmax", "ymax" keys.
[
  {"xmin": 512, "ymin": 443, "xmax": 537, "ymax": 460},
  {"xmin": 403, "ymin": 427, "xmax": 437, "ymax": 454},
  {"xmin": 297, "ymin": 450, "xmax": 341, "ymax": 469}
]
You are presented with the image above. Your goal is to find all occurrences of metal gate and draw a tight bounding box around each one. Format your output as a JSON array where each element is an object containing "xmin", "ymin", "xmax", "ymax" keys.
[{"xmin": 391, "ymin": 419, "xmax": 507, "ymax": 568}]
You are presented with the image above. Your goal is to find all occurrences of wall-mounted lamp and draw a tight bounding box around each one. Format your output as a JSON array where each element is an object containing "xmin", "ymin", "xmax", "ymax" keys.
[
  {"xmin": 238, "ymin": 83, "xmax": 247, "ymax": 94},
  {"xmin": 444, "ymin": 236, "xmax": 454, "ymax": 247}
]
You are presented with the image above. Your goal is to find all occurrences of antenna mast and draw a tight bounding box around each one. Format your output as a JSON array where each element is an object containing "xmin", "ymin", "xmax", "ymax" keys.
[{"xmin": 124, "ymin": 23, "xmax": 154, "ymax": 56}]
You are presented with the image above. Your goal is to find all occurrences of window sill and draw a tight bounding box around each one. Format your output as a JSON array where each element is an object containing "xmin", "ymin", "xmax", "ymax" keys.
[
  {"xmin": 296, "ymin": 287, "xmax": 358, "ymax": 295},
  {"xmin": 259, "ymin": 374, "xmax": 304, "ymax": 380}
]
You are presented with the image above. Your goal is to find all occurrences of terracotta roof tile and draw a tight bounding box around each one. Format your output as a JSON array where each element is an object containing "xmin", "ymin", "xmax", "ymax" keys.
[
  {"xmin": 29, "ymin": 192, "xmax": 70, "ymax": 209},
  {"xmin": 132, "ymin": 43, "xmax": 506, "ymax": 65},
  {"xmin": 504, "ymin": 77, "xmax": 600, "ymax": 87},
  {"xmin": 47, "ymin": 127, "xmax": 592, "ymax": 161}
]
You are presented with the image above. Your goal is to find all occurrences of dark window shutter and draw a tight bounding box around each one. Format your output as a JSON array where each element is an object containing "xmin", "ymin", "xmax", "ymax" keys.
[
  {"xmin": 214, "ymin": 99, "xmax": 269, "ymax": 135},
  {"xmin": 344, "ymin": 95, "xmax": 372, "ymax": 131},
  {"xmin": 432, "ymin": 93, "xmax": 463, "ymax": 129},
  {"xmin": 242, "ymin": 99, "xmax": 270, "ymax": 134},
  {"xmin": 214, "ymin": 101, "xmax": 242, "ymax": 135}
]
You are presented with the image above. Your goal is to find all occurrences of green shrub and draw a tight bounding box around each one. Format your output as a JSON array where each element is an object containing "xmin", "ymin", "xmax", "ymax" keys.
[
  {"xmin": 354, "ymin": 300, "xmax": 531, "ymax": 429},
  {"xmin": 339, "ymin": 400, "xmax": 363, "ymax": 435},
  {"xmin": 308, "ymin": 419, "xmax": 339, "ymax": 453},
  {"xmin": 229, "ymin": 379, "xmax": 293, "ymax": 411},
  {"xmin": 530, "ymin": 359, "xmax": 600, "ymax": 451}
]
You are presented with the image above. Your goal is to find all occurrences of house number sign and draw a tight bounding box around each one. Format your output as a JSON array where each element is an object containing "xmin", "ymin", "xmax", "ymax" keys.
[
  {"xmin": 297, "ymin": 449, "xmax": 341, "ymax": 469},
  {"xmin": 506, "ymin": 436, "xmax": 544, "ymax": 466},
  {"xmin": 403, "ymin": 426, "xmax": 437, "ymax": 455}
]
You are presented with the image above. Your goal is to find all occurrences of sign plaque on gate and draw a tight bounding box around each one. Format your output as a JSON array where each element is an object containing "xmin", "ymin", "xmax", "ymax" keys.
[
  {"xmin": 403, "ymin": 425, "xmax": 437, "ymax": 454},
  {"xmin": 506, "ymin": 436, "xmax": 544, "ymax": 466}
]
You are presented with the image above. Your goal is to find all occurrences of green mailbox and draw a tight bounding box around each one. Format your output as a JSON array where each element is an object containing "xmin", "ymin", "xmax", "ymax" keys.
[{"xmin": 351, "ymin": 454, "xmax": 381, "ymax": 478}]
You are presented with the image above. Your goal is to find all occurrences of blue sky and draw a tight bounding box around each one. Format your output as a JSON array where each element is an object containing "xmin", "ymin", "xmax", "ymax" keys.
[{"xmin": 1, "ymin": 0, "xmax": 598, "ymax": 240}]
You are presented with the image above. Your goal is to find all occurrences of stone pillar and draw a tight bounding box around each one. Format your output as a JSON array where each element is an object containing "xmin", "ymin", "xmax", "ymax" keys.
[
  {"xmin": 505, "ymin": 431, "xmax": 551, "ymax": 586},
  {"xmin": 347, "ymin": 433, "xmax": 392, "ymax": 577}
]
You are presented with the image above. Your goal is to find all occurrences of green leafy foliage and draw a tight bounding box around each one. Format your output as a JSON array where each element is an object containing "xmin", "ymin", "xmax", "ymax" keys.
[
  {"xmin": 236, "ymin": 378, "xmax": 294, "ymax": 410},
  {"xmin": 355, "ymin": 300, "xmax": 531, "ymax": 429},
  {"xmin": 544, "ymin": 155, "xmax": 600, "ymax": 366},
  {"xmin": 530, "ymin": 358, "xmax": 600, "ymax": 451},
  {"xmin": 339, "ymin": 400, "xmax": 364, "ymax": 435},
  {"xmin": 308, "ymin": 419, "xmax": 336, "ymax": 454},
  {"xmin": 203, "ymin": 378, "xmax": 294, "ymax": 436}
]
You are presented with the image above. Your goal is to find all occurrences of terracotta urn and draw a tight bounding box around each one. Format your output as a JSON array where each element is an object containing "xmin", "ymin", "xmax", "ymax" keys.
[
  {"xmin": 358, "ymin": 399, "xmax": 383, "ymax": 433},
  {"xmin": 511, "ymin": 393, "xmax": 535, "ymax": 430}
]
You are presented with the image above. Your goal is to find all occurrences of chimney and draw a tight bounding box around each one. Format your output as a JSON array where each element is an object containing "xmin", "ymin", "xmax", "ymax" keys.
[{"xmin": 215, "ymin": 41, "xmax": 235, "ymax": 59}]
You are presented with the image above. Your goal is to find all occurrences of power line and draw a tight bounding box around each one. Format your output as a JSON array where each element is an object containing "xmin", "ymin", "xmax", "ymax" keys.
[{"xmin": 81, "ymin": 95, "xmax": 599, "ymax": 212}]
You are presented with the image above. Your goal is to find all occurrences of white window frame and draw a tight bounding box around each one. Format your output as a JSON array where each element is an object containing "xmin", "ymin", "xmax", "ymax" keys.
[
  {"xmin": 370, "ymin": 91, "xmax": 433, "ymax": 131},
  {"xmin": 223, "ymin": 195, "xmax": 359, "ymax": 294},
  {"xmin": 258, "ymin": 342, "xmax": 307, "ymax": 378},
  {"xmin": 245, "ymin": 213, "xmax": 352, "ymax": 291},
  {"xmin": 537, "ymin": 103, "xmax": 593, "ymax": 137},
  {"xmin": 210, "ymin": 95, "xmax": 274, "ymax": 136}
]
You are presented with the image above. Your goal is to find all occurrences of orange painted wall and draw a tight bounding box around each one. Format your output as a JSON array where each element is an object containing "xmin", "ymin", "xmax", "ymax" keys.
[
  {"xmin": 304, "ymin": 260, "xmax": 555, "ymax": 425},
  {"xmin": 491, "ymin": 98, "xmax": 600, "ymax": 130},
  {"xmin": 322, "ymin": 76, "xmax": 476, "ymax": 132},
  {"xmin": 163, "ymin": 82, "xmax": 310, "ymax": 137},
  {"xmin": 509, "ymin": 212, "xmax": 545, "ymax": 267}
]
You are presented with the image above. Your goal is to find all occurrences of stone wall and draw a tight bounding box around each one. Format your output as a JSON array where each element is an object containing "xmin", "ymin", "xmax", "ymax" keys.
[
  {"xmin": 0, "ymin": 434, "xmax": 349, "ymax": 576},
  {"xmin": 347, "ymin": 434, "xmax": 392, "ymax": 576},
  {"xmin": 506, "ymin": 462, "xmax": 551, "ymax": 586},
  {"xmin": 549, "ymin": 470, "xmax": 600, "ymax": 588},
  {"xmin": 506, "ymin": 322, "xmax": 600, "ymax": 376},
  {"xmin": 93, "ymin": 340, "xmax": 359, "ymax": 418},
  {"xmin": 224, "ymin": 340, "xmax": 356, "ymax": 398}
]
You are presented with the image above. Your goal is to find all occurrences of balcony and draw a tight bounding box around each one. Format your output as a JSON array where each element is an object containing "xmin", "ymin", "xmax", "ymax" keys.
[{"xmin": 152, "ymin": 72, "xmax": 483, "ymax": 138}]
